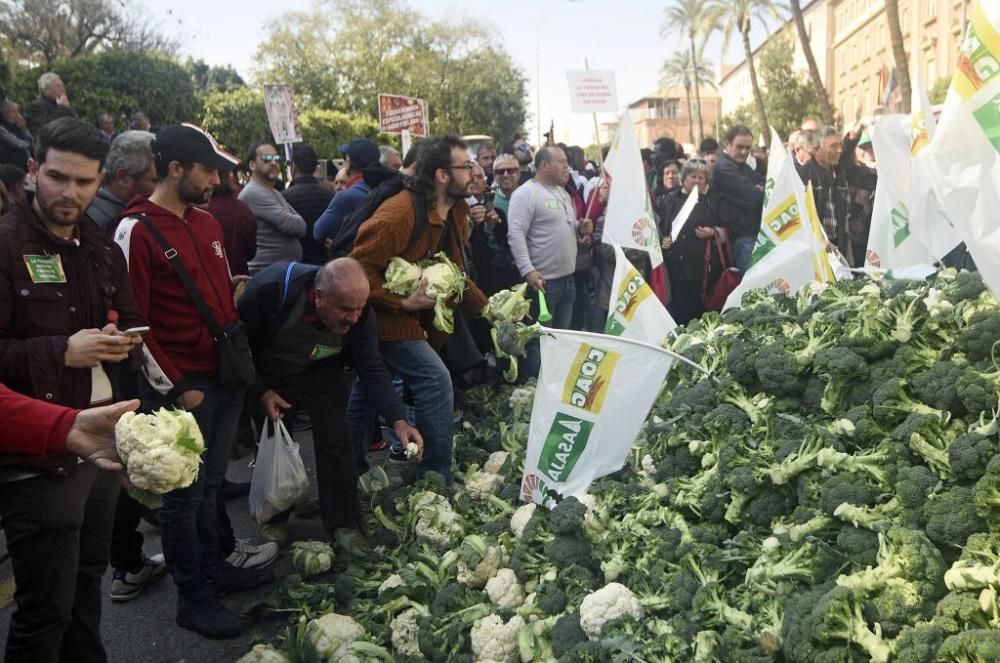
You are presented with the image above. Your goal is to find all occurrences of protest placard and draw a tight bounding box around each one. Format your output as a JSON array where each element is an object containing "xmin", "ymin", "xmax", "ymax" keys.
[
  {"xmin": 262, "ymin": 85, "xmax": 302, "ymax": 144},
  {"xmin": 566, "ymin": 70, "xmax": 619, "ymax": 114},
  {"xmin": 377, "ymin": 94, "xmax": 429, "ymax": 136}
]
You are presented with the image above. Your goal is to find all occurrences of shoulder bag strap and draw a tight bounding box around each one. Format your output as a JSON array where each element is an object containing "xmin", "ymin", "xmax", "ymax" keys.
[{"xmin": 136, "ymin": 215, "xmax": 226, "ymax": 340}]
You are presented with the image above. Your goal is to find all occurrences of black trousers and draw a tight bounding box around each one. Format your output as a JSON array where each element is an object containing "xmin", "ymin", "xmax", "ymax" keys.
[
  {"xmin": 667, "ymin": 278, "xmax": 706, "ymax": 327},
  {"xmin": 263, "ymin": 365, "xmax": 359, "ymax": 533},
  {"xmin": 0, "ymin": 464, "xmax": 118, "ymax": 663}
]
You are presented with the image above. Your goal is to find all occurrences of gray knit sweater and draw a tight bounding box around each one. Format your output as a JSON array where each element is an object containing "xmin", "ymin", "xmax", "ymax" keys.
[{"xmin": 239, "ymin": 179, "xmax": 307, "ymax": 274}]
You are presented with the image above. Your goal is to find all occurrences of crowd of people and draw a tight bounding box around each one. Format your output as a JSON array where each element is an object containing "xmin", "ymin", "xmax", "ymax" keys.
[{"xmin": 0, "ymin": 69, "xmax": 890, "ymax": 660}]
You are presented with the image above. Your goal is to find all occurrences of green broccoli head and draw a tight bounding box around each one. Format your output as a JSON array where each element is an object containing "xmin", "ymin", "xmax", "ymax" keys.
[
  {"xmin": 819, "ymin": 472, "xmax": 878, "ymax": 516},
  {"xmin": 935, "ymin": 628, "xmax": 1000, "ymax": 662},
  {"xmin": 549, "ymin": 496, "xmax": 588, "ymax": 536},
  {"xmin": 948, "ymin": 432, "xmax": 998, "ymax": 484},
  {"xmin": 934, "ymin": 590, "xmax": 993, "ymax": 634},
  {"xmin": 975, "ymin": 455, "xmax": 1000, "ymax": 528},
  {"xmin": 924, "ymin": 486, "xmax": 987, "ymax": 550},
  {"xmin": 891, "ymin": 622, "xmax": 945, "ymax": 663},
  {"xmin": 550, "ymin": 613, "xmax": 588, "ymax": 658},
  {"xmin": 911, "ymin": 360, "xmax": 968, "ymax": 416},
  {"xmin": 958, "ymin": 309, "xmax": 1000, "ymax": 362}
]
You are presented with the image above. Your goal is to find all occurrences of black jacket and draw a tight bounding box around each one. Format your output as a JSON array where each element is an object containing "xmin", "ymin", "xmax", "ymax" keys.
[
  {"xmin": 25, "ymin": 97, "xmax": 78, "ymax": 135},
  {"xmin": 659, "ymin": 188, "xmax": 723, "ymax": 282},
  {"xmin": 0, "ymin": 120, "xmax": 32, "ymax": 170},
  {"xmin": 237, "ymin": 260, "xmax": 406, "ymax": 424},
  {"xmin": 709, "ymin": 152, "xmax": 765, "ymax": 238},
  {"xmin": 283, "ymin": 175, "xmax": 334, "ymax": 265}
]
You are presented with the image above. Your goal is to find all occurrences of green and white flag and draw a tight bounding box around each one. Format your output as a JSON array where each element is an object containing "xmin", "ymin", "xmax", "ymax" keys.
[
  {"xmin": 723, "ymin": 240, "xmax": 816, "ymax": 311},
  {"xmin": 925, "ymin": 0, "xmax": 1000, "ymax": 300},
  {"xmin": 520, "ymin": 330, "xmax": 675, "ymax": 507},
  {"xmin": 604, "ymin": 243, "xmax": 676, "ymax": 343}
]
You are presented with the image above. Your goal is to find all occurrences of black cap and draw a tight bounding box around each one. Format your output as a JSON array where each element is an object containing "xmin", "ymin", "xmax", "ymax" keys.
[
  {"xmin": 338, "ymin": 137, "xmax": 380, "ymax": 170},
  {"xmin": 152, "ymin": 123, "xmax": 240, "ymax": 172}
]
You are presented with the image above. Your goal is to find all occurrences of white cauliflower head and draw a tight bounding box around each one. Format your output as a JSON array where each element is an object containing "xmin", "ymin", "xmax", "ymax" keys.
[
  {"xmin": 579, "ymin": 583, "xmax": 644, "ymax": 639},
  {"xmin": 485, "ymin": 568, "xmax": 525, "ymax": 609},
  {"xmin": 483, "ymin": 451, "xmax": 511, "ymax": 475},
  {"xmin": 389, "ymin": 608, "xmax": 422, "ymax": 657},
  {"xmin": 291, "ymin": 540, "xmax": 334, "ymax": 578},
  {"xmin": 410, "ymin": 491, "xmax": 463, "ymax": 548},
  {"xmin": 465, "ymin": 470, "xmax": 505, "ymax": 499},
  {"xmin": 510, "ymin": 503, "xmax": 537, "ymax": 539},
  {"xmin": 235, "ymin": 644, "xmax": 292, "ymax": 663},
  {"xmin": 115, "ymin": 408, "xmax": 204, "ymax": 494},
  {"xmin": 470, "ymin": 614, "xmax": 525, "ymax": 663},
  {"xmin": 377, "ymin": 573, "xmax": 404, "ymax": 597},
  {"xmin": 301, "ymin": 613, "xmax": 365, "ymax": 661}
]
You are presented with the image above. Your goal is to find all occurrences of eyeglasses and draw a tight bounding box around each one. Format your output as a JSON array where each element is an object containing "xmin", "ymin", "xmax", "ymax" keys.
[
  {"xmin": 494, "ymin": 168, "xmax": 518, "ymax": 175},
  {"xmin": 444, "ymin": 162, "xmax": 475, "ymax": 170},
  {"xmin": 260, "ymin": 154, "xmax": 282, "ymax": 163}
]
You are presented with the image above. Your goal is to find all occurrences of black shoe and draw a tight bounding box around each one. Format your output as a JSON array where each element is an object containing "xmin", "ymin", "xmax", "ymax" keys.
[
  {"xmin": 176, "ymin": 595, "xmax": 243, "ymax": 639},
  {"xmin": 207, "ymin": 562, "xmax": 274, "ymax": 595}
]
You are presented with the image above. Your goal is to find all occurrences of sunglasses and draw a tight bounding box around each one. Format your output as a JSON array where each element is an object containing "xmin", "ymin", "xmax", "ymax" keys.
[
  {"xmin": 444, "ymin": 162, "xmax": 475, "ymax": 170},
  {"xmin": 494, "ymin": 167, "xmax": 518, "ymax": 175},
  {"xmin": 260, "ymin": 154, "xmax": 282, "ymax": 163}
]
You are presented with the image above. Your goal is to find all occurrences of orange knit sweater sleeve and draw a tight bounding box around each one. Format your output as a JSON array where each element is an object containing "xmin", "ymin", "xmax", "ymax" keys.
[{"xmin": 351, "ymin": 191, "xmax": 415, "ymax": 314}]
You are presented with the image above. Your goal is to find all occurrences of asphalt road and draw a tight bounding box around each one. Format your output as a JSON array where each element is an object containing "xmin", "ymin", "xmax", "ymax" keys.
[{"xmin": 0, "ymin": 424, "xmax": 338, "ymax": 662}]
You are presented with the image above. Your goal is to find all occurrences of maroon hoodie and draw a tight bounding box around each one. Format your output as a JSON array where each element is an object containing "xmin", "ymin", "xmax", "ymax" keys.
[{"xmin": 114, "ymin": 197, "xmax": 238, "ymax": 400}]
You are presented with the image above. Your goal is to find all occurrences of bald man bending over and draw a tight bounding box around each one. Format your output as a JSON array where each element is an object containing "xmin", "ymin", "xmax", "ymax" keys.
[{"xmin": 238, "ymin": 258, "xmax": 422, "ymax": 542}]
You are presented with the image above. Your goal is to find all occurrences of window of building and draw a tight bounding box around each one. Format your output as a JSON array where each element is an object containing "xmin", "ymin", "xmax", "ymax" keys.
[
  {"xmin": 864, "ymin": 34, "xmax": 870, "ymax": 56},
  {"xmin": 928, "ymin": 0, "xmax": 936, "ymax": 18}
]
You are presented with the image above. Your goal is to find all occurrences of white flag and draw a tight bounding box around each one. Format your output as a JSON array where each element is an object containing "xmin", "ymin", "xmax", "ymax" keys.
[
  {"xmin": 602, "ymin": 113, "xmax": 663, "ymax": 267},
  {"xmin": 909, "ymin": 60, "xmax": 964, "ymax": 260},
  {"xmin": 520, "ymin": 330, "xmax": 675, "ymax": 506},
  {"xmin": 866, "ymin": 114, "xmax": 937, "ymax": 271},
  {"xmin": 924, "ymin": 0, "xmax": 1000, "ymax": 299},
  {"xmin": 723, "ymin": 240, "xmax": 816, "ymax": 310},
  {"xmin": 604, "ymin": 243, "xmax": 677, "ymax": 342}
]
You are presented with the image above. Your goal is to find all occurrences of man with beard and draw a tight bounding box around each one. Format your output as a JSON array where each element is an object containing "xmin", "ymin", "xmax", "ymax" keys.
[
  {"xmin": 350, "ymin": 134, "xmax": 488, "ymax": 484},
  {"xmin": 240, "ymin": 142, "xmax": 306, "ymax": 274},
  {"xmin": 114, "ymin": 124, "xmax": 273, "ymax": 639},
  {"xmin": 476, "ymin": 141, "xmax": 497, "ymax": 184},
  {"xmin": 0, "ymin": 117, "xmax": 144, "ymax": 662}
]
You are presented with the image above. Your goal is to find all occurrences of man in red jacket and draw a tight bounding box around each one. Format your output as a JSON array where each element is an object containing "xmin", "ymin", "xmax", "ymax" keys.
[{"xmin": 114, "ymin": 124, "xmax": 272, "ymax": 639}]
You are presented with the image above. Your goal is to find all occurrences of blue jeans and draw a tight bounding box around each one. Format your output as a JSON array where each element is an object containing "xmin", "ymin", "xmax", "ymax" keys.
[
  {"xmin": 732, "ymin": 235, "xmax": 756, "ymax": 272},
  {"xmin": 376, "ymin": 340, "xmax": 455, "ymax": 480},
  {"xmin": 524, "ymin": 274, "xmax": 576, "ymax": 379},
  {"xmin": 348, "ymin": 375, "xmax": 413, "ymax": 474},
  {"xmin": 140, "ymin": 377, "xmax": 245, "ymax": 600}
]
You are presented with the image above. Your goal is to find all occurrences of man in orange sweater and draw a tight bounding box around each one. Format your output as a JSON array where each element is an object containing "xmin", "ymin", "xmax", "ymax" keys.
[{"xmin": 351, "ymin": 135, "xmax": 488, "ymax": 483}]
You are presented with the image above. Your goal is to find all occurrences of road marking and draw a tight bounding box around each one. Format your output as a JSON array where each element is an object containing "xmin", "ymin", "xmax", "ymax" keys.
[{"xmin": 0, "ymin": 578, "xmax": 15, "ymax": 609}]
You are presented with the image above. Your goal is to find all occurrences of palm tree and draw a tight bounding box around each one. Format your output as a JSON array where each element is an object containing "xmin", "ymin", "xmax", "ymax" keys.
[
  {"xmin": 885, "ymin": 0, "xmax": 911, "ymax": 113},
  {"xmin": 710, "ymin": 0, "xmax": 787, "ymax": 141},
  {"xmin": 788, "ymin": 0, "xmax": 834, "ymax": 124},
  {"xmin": 660, "ymin": 50, "xmax": 716, "ymax": 144},
  {"xmin": 662, "ymin": 0, "xmax": 717, "ymax": 145}
]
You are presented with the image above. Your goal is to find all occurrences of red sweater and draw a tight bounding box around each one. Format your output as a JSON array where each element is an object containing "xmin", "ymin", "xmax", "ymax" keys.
[
  {"xmin": 114, "ymin": 198, "xmax": 238, "ymax": 399},
  {"xmin": 0, "ymin": 384, "xmax": 75, "ymax": 456}
]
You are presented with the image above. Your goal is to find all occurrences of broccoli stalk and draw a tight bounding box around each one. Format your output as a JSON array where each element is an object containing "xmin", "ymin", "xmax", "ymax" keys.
[
  {"xmin": 744, "ymin": 543, "xmax": 818, "ymax": 591},
  {"xmin": 762, "ymin": 434, "xmax": 825, "ymax": 485},
  {"xmin": 813, "ymin": 588, "xmax": 893, "ymax": 663},
  {"xmin": 873, "ymin": 378, "xmax": 948, "ymax": 424},
  {"xmin": 815, "ymin": 447, "xmax": 890, "ymax": 486},
  {"xmin": 833, "ymin": 499, "xmax": 901, "ymax": 532},
  {"xmin": 692, "ymin": 582, "xmax": 753, "ymax": 631},
  {"xmin": 837, "ymin": 528, "xmax": 946, "ymax": 594},
  {"xmin": 772, "ymin": 512, "xmax": 834, "ymax": 543}
]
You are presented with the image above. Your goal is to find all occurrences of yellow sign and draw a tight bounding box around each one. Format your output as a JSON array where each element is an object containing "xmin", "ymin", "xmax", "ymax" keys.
[
  {"xmin": 562, "ymin": 344, "xmax": 620, "ymax": 414},
  {"xmin": 613, "ymin": 270, "xmax": 653, "ymax": 323},
  {"xmin": 953, "ymin": 4, "xmax": 1000, "ymax": 100},
  {"xmin": 763, "ymin": 194, "xmax": 802, "ymax": 241},
  {"xmin": 804, "ymin": 183, "xmax": 836, "ymax": 283}
]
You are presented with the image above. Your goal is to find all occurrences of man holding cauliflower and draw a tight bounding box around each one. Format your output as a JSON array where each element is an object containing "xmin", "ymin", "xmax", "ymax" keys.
[
  {"xmin": 237, "ymin": 257, "xmax": 423, "ymax": 541},
  {"xmin": 350, "ymin": 134, "xmax": 489, "ymax": 484}
]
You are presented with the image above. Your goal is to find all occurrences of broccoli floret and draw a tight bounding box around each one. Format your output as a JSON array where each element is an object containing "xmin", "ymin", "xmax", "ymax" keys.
[
  {"xmin": 550, "ymin": 613, "xmax": 588, "ymax": 658},
  {"xmin": 727, "ymin": 338, "xmax": 760, "ymax": 385},
  {"xmin": 815, "ymin": 445, "xmax": 892, "ymax": 487},
  {"xmin": 670, "ymin": 377, "xmax": 721, "ymax": 419},
  {"xmin": 702, "ymin": 403, "xmax": 752, "ymax": 437},
  {"xmin": 891, "ymin": 622, "xmax": 945, "ymax": 663},
  {"xmin": 812, "ymin": 346, "xmax": 869, "ymax": 415},
  {"xmin": 949, "ymin": 432, "xmax": 997, "ymax": 483},
  {"xmin": 557, "ymin": 564, "xmax": 598, "ymax": 605},
  {"xmin": 430, "ymin": 581, "xmax": 483, "ymax": 616},
  {"xmin": 911, "ymin": 360, "xmax": 968, "ymax": 416},
  {"xmin": 743, "ymin": 489, "xmax": 794, "ymax": 528},
  {"xmin": 955, "ymin": 367, "xmax": 1000, "ymax": 414},
  {"xmin": 974, "ymin": 455, "xmax": 1000, "ymax": 528},
  {"xmin": 762, "ymin": 433, "xmax": 825, "ymax": 485},
  {"xmin": 873, "ymin": 378, "xmax": 946, "ymax": 425},
  {"xmin": 924, "ymin": 486, "xmax": 987, "ymax": 550},
  {"xmin": 866, "ymin": 580, "xmax": 937, "ymax": 637},
  {"xmin": 819, "ymin": 472, "xmax": 878, "ymax": 515},
  {"xmin": 897, "ymin": 464, "xmax": 941, "ymax": 513},
  {"xmin": 544, "ymin": 534, "xmax": 594, "ymax": 570},
  {"xmin": 935, "ymin": 628, "xmax": 1000, "ymax": 661},
  {"xmin": 810, "ymin": 586, "xmax": 893, "ymax": 663},
  {"xmin": 549, "ymin": 496, "xmax": 587, "ymax": 536},
  {"xmin": 754, "ymin": 344, "xmax": 806, "ymax": 397},
  {"xmin": 934, "ymin": 590, "xmax": 992, "ymax": 634},
  {"xmin": 836, "ymin": 527, "xmax": 946, "ymax": 597},
  {"xmin": 836, "ymin": 526, "xmax": 880, "ymax": 569},
  {"xmin": 692, "ymin": 581, "xmax": 753, "ymax": 631},
  {"xmin": 843, "ymin": 404, "xmax": 887, "ymax": 448},
  {"xmin": 942, "ymin": 532, "xmax": 1000, "ymax": 591},
  {"xmin": 958, "ymin": 309, "xmax": 1000, "ymax": 362},
  {"xmin": 534, "ymin": 582, "xmax": 567, "ymax": 616}
]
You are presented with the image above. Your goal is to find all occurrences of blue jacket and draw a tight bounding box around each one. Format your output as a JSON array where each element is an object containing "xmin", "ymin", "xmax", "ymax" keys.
[{"xmin": 313, "ymin": 179, "xmax": 371, "ymax": 244}]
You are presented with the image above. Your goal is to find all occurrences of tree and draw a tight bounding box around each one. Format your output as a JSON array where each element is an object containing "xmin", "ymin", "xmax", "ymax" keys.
[
  {"xmin": 662, "ymin": 0, "xmax": 717, "ymax": 145},
  {"xmin": 9, "ymin": 50, "xmax": 199, "ymax": 129},
  {"xmin": 788, "ymin": 0, "xmax": 833, "ymax": 124},
  {"xmin": 299, "ymin": 109, "xmax": 384, "ymax": 158},
  {"xmin": 885, "ymin": 0, "xmax": 911, "ymax": 113},
  {"xmin": 0, "ymin": 0, "xmax": 180, "ymax": 67},
  {"xmin": 186, "ymin": 59, "xmax": 245, "ymax": 95},
  {"xmin": 711, "ymin": 0, "xmax": 787, "ymax": 142},
  {"xmin": 253, "ymin": 0, "xmax": 527, "ymax": 140},
  {"xmin": 200, "ymin": 88, "xmax": 271, "ymax": 157},
  {"xmin": 660, "ymin": 50, "xmax": 716, "ymax": 144},
  {"xmin": 719, "ymin": 37, "xmax": 822, "ymax": 141}
]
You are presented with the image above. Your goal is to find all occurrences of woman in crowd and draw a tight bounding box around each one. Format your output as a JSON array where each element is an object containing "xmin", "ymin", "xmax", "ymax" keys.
[{"xmin": 658, "ymin": 159, "xmax": 726, "ymax": 326}]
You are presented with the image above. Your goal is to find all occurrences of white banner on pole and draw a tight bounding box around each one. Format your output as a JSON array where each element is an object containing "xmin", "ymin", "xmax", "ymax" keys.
[
  {"xmin": 566, "ymin": 70, "xmax": 619, "ymax": 113},
  {"xmin": 520, "ymin": 330, "xmax": 675, "ymax": 507},
  {"xmin": 723, "ymin": 240, "xmax": 817, "ymax": 310},
  {"xmin": 605, "ymin": 243, "xmax": 677, "ymax": 342}
]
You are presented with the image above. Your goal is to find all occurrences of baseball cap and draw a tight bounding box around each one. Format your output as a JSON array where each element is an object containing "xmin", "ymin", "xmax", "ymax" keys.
[
  {"xmin": 858, "ymin": 133, "xmax": 873, "ymax": 148},
  {"xmin": 338, "ymin": 138, "xmax": 380, "ymax": 169},
  {"xmin": 152, "ymin": 123, "xmax": 240, "ymax": 172}
]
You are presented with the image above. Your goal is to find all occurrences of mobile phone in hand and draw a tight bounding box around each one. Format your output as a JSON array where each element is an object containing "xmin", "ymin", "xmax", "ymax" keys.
[{"xmin": 123, "ymin": 326, "xmax": 150, "ymax": 336}]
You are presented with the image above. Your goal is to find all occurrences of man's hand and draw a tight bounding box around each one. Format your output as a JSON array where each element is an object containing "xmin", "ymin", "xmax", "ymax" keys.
[
  {"xmin": 56, "ymin": 94, "xmax": 71, "ymax": 108},
  {"xmin": 65, "ymin": 326, "xmax": 141, "ymax": 368},
  {"xmin": 65, "ymin": 398, "xmax": 141, "ymax": 471},
  {"xmin": 579, "ymin": 218, "xmax": 594, "ymax": 235},
  {"xmin": 260, "ymin": 389, "xmax": 292, "ymax": 421},
  {"xmin": 176, "ymin": 389, "xmax": 205, "ymax": 411},
  {"xmin": 392, "ymin": 420, "xmax": 424, "ymax": 460},
  {"xmin": 694, "ymin": 226, "xmax": 716, "ymax": 239},
  {"xmin": 469, "ymin": 205, "xmax": 486, "ymax": 225},
  {"xmin": 484, "ymin": 209, "xmax": 501, "ymax": 227},
  {"xmin": 400, "ymin": 279, "xmax": 436, "ymax": 312},
  {"xmin": 525, "ymin": 270, "xmax": 545, "ymax": 292},
  {"xmin": 598, "ymin": 178, "xmax": 610, "ymax": 204}
]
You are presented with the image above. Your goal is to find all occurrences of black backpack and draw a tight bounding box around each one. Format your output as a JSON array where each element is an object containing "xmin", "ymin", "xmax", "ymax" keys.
[{"xmin": 328, "ymin": 172, "xmax": 429, "ymax": 258}]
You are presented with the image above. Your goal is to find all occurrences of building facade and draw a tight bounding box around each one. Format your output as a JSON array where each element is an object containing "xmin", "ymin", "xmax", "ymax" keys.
[{"xmin": 605, "ymin": 86, "xmax": 723, "ymax": 150}]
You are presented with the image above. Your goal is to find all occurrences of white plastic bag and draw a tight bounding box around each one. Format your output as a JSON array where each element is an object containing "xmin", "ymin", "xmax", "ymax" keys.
[{"xmin": 249, "ymin": 419, "xmax": 308, "ymax": 523}]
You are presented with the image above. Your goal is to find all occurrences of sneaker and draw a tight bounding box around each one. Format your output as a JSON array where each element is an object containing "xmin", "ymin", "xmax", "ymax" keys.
[
  {"xmin": 368, "ymin": 439, "xmax": 388, "ymax": 452},
  {"xmin": 225, "ymin": 540, "xmax": 279, "ymax": 569},
  {"xmin": 207, "ymin": 562, "xmax": 274, "ymax": 595},
  {"xmin": 176, "ymin": 594, "xmax": 243, "ymax": 638},
  {"xmin": 110, "ymin": 553, "xmax": 167, "ymax": 602},
  {"xmin": 259, "ymin": 521, "xmax": 290, "ymax": 548},
  {"xmin": 388, "ymin": 447, "xmax": 409, "ymax": 463}
]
